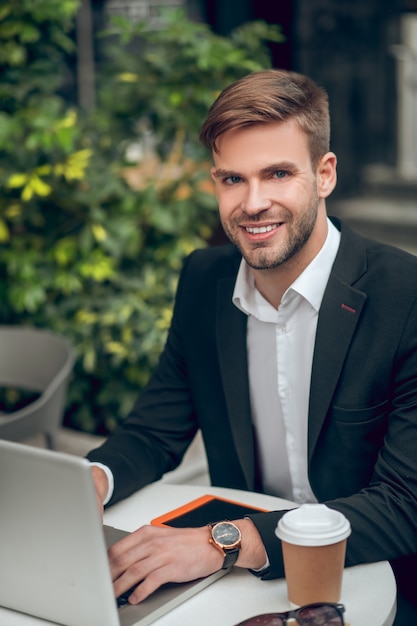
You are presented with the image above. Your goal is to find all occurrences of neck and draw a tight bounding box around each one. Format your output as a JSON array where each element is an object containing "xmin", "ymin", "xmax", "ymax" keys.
[
  {"xmin": 251, "ymin": 213, "xmax": 329, "ymax": 309},
  {"xmin": 252, "ymin": 264, "xmax": 301, "ymax": 309}
]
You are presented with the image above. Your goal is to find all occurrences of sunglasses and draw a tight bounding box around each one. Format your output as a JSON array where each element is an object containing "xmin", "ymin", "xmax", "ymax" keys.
[{"xmin": 235, "ymin": 602, "xmax": 345, "ymax": 625}]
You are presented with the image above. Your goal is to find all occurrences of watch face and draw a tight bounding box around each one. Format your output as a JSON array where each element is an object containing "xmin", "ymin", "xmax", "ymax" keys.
[{"xmin": 212, "ymin": 522, "xmax": 241, "ymax": 548}]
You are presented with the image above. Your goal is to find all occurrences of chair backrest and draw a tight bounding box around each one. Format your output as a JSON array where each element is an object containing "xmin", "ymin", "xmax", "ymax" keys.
[{"xmin": 0, "ymin": 326, "xmax": 76, "ymax": 448}]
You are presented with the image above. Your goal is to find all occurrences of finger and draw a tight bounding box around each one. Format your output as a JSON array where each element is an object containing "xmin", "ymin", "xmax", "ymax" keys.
[
  {"xmin": 96, "ymin": 494, "xmax": 104, "ymax": 521},
  {"xmin": 90, "ymin": 466, "xmax": 109, "ymax": 515},
  {"xmin": 110, "ymin": 525, "xmax": 223, "ymax": 603},
  {"xmin": 110, "ymin": 525, "xmax": 175, "ymax": 598},
  {"xmin": 127, "ymin": 565, "xmax": 176, "ymax": 604},
  {"xmin": 123, "ymin": 552, "xmax": 211, "ymax": 605},
  {"xmin": 109, "ymin": 526, "xmax": 155, "ymax": 581}
]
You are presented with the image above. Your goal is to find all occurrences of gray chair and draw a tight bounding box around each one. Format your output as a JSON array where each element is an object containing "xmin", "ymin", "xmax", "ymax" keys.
[{"xmin": 0, "ymin": 326, "xmax": 75, "ymax": 449}]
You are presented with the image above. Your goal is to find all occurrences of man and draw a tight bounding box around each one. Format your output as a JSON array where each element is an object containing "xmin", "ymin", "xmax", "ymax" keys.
[{"xmin": 88, "ymin": 70, "xmax": 417, "ymax": 622}]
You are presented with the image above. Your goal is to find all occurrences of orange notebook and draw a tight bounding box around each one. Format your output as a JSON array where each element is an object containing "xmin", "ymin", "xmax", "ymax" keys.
[{"xmin": 151, "ymin": 494, "xmax": 267, "ymax": 528}]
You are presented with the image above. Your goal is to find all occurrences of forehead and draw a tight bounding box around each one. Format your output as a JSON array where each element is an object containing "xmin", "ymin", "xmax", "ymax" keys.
[{"xmin": 213, "ymin": 120, "xmax": 312, "ymax": 171}]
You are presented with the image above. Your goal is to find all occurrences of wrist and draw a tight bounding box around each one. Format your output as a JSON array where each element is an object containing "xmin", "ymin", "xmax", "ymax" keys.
[{"xmin": 233, "ymin": 518, "xmax": 268, "ymax": 570}]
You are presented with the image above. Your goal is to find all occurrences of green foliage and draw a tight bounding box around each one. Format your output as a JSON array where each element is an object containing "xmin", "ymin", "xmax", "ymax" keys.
[{"xmin": 0, "ymin": 3, "xmax": 283, "ymax": 433}]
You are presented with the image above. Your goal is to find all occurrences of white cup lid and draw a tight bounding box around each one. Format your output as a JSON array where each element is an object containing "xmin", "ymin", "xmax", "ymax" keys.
[{"xmin": 275, "ymin": 504, "xmax": 351, "ymax": 546}]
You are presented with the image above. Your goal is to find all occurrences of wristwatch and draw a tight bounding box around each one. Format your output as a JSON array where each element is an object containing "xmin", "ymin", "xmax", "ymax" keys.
[{"xmin": 208, "ymin": 521, "xmax": 242, "ymax": 569}]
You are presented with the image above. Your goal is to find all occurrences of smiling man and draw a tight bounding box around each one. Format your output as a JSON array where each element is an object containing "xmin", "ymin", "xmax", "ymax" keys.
[
  {"xmin": 88, "ymin": 70, "xmax": 417, "ymax": 625},
  {"xmin": 211, "ymin": 119, "xmax": 334, "ymax": 307}
]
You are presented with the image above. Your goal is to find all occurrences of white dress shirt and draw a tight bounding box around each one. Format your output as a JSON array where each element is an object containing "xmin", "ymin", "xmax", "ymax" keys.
[
  {"xmin": 232, "ymin": 218, "xmax": 340, "ymax": 503},
  {"xmin": 94, "ymin": 219, "xmax": 340, "ymax": 506}
]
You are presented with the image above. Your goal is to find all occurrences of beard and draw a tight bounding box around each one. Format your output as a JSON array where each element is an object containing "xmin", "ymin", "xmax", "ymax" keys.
[{"xmin": 221, "ymin": 187, "xmax": 320, "ymax": 271}]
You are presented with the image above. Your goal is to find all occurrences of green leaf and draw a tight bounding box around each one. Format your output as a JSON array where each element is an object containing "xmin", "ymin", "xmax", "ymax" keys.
[
  {"xmin": 7, "ymin": 173, "xmax": 28, "ymax": 189},
  {"xmin": 1, "ymin": 1, "xmax": 282, "ymax": 433},
  {"xmin": 0, "ymin": 218, "xmax": 10, "ymax": 242}
]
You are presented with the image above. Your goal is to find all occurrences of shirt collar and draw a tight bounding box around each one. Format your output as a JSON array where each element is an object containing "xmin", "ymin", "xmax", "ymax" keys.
[{"xmin": 233, "ymin": 217, "xmax": 341, "ymax": 317}]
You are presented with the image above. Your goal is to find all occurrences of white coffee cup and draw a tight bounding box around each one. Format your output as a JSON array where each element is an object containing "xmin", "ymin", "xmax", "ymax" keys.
[{"xmin": 275, "ymin": 504, "xmax": 351, "ymax": 607}]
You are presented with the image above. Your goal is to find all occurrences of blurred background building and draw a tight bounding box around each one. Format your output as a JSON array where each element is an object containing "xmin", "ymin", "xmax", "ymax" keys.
[
  {"xmin": 204, "ymin": 0, "xmax": 417, "ymax": 199},
  {"xmin": 78, "ymin": 0, "xmax": 417, "ymax": 251}
]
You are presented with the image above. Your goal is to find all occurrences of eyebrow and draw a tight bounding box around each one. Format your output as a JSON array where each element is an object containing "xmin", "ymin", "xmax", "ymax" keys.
[{"xmin": 213, "ymin": 161, "xmax": 298, "ymax": 179}]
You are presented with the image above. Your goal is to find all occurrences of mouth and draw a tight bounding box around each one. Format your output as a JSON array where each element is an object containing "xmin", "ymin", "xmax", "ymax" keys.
[{"xmin": 244, "ymin": 223, "xmax": 282, "ymax": 235}]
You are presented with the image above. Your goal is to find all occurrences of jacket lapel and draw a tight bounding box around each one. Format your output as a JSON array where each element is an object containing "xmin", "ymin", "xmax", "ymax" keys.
[
  {"xmin": 308, "ymin": 220, "xmax": 368, "ymax": 460},
  {"xmin": 213, "ymin": 220, "xmax": 370, "ymax": 485},
  {"xmin": 216, "ymin": 276, "xmax": 256, "ymax": 489}
]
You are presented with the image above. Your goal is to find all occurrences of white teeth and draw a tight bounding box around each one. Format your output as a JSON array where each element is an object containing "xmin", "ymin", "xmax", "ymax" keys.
[{"xmin": 245, "ymin": 224, "xmax": 278, "ymax": 234}]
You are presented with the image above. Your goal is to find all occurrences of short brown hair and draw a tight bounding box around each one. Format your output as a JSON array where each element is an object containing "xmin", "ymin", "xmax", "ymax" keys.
[{"xmin": 199, "ymin": 69, "xmax": 330, "ymax": 168}]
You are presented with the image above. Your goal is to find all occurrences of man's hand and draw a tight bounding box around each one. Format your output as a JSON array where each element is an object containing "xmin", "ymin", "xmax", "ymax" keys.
[
  {"xmin": 90, "ymin": 465, "xmax": 109, "ymax": 519},
  {"xmin": 108, "ymin": 517, "xmax": 267, "ymax": 604}
]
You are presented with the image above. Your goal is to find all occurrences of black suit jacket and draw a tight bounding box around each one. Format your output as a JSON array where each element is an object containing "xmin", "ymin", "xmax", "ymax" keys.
[{"xmin": 88, "ymin": 217, "xmax": 417, "ymax": 587}]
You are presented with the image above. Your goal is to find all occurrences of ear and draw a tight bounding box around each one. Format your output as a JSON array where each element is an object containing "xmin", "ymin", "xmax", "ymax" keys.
[
  {"xmin": 317, "ymin": 152, "xmax": 337, "ymax": 198},
  {"xmin": 210, "ymin": 166, "xmax": 217, "ymax": 182}
]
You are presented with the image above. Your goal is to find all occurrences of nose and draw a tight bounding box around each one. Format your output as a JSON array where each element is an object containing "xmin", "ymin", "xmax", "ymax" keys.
[{"xmin": 241, "ymin": 181, "xmax": 272, "ymax": 215}]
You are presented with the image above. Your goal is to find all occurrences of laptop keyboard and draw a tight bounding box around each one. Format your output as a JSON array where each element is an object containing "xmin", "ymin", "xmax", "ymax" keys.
[{"xmin": 117, "ymin": 585, "xmax": 137, "ymax": 608}]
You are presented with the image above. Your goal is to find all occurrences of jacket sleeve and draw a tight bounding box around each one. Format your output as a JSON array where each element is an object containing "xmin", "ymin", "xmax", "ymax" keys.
[
  {"xmin": 87, "ymin": 253, "xmax": 199, "ymax": 505},
  {"xmin": 248, "ymin": 294, "xmax": 417, "ymax": 580}
]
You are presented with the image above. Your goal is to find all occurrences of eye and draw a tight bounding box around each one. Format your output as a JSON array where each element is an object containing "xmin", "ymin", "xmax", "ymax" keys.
[
  {"xmin": 224, "ymin": 175, "xmax": 242, "ymax": 185},
  {"xmin": 273, "ymin": 170, "xmax": 289, "ymax": 179}
]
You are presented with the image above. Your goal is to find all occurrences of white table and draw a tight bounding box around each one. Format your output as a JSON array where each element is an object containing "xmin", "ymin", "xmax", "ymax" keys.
[
  {"xmin": 104, "ymin": 483, "xmax": 396, "ymax": 626},
  {"xmin": 0, "ymin": 482, "xmax": 396, "ymax": 626}
]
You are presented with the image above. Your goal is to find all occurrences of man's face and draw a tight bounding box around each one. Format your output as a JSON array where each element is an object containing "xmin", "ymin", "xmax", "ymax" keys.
[{"xmin": 211, "ymin": 120, "xmax": 328, "ymax": 272}]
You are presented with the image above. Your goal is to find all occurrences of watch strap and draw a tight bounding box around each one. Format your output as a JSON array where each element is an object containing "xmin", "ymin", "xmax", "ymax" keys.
[{"xmin": 221, "ymin": 547, "xmax": 240, "ymax": 569}]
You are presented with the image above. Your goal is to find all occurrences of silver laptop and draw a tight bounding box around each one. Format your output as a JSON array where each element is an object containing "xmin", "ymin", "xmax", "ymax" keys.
[{"xmin": 0, "ymin": 439, "xmax": 227, "ymax": 626}]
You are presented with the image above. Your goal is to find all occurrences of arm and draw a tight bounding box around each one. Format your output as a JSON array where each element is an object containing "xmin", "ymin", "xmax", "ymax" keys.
[
  {"xmin": 249, "ymin": 290, "xmax": 417, "ymax": 580},
  {"xmin": 87, "ymin": 253, "xmax": 199, "ymax": 505},
  {"xmin": 325, "ymin": 295, "xmax": 417, "ymax": 570},
  {"xmin": 108, "ymin": 518, "xmax": 267, "ymax": 604}
]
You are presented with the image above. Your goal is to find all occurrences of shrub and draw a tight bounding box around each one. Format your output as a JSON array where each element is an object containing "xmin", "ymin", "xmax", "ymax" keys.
[{"xmin": 0, "ymin": 2, "xmax": 283, "ymax": 433}]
